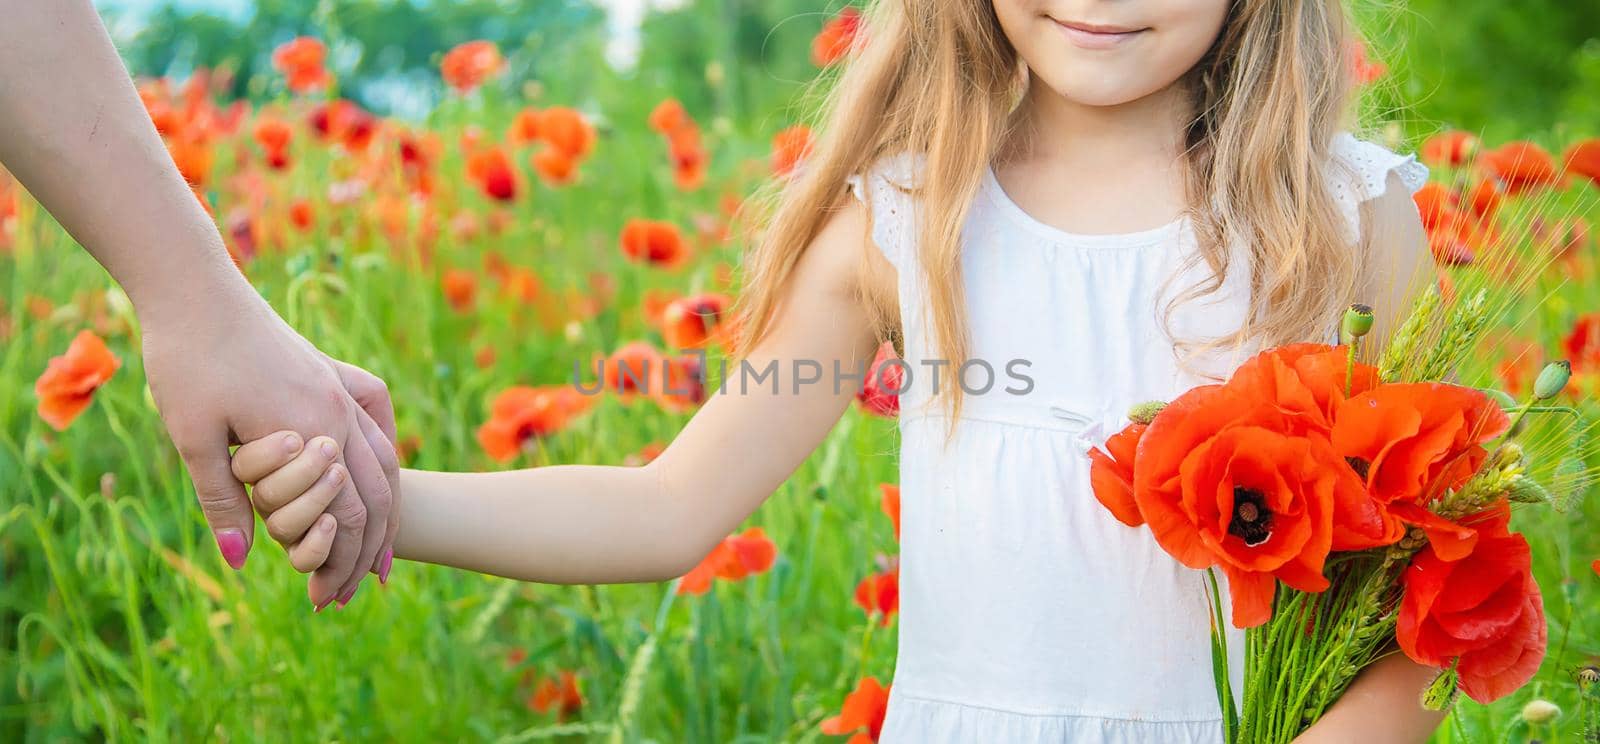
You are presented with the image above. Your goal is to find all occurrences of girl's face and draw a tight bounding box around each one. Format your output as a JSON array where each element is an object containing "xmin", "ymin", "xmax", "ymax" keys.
[{"xmin": 993, "ymin": 0, "xmax": 1231, "ymax": 107}]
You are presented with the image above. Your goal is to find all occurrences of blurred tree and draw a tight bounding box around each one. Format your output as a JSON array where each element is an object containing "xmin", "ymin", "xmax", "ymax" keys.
[{"xmin": 107, "ymin": 0, "xmax": 606, "ymax": 117}]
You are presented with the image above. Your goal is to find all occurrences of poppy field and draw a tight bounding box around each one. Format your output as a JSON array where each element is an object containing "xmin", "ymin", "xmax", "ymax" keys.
[{"xmin": 2, "ymin": 6, "xmax": 1599, "ymax": 743}]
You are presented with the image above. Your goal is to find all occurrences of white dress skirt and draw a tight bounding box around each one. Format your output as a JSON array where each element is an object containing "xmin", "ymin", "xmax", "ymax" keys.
[{"xmin": 845, "ymin": 132, "xmax": 1428, "ymax": 743}]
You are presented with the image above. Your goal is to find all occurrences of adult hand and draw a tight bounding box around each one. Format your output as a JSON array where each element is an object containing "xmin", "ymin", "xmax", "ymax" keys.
[{"xmin": 141, "ymin": 292, "xmax": 400, "ymax": 608}]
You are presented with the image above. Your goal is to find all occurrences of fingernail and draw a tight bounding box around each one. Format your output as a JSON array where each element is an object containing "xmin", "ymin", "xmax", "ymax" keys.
[
  {"xmin": 215, "ymin": 529, "xmax": 248, "ymax": 570},
  {"xmin": 283, "ymin": 432, "xmax": 302, "ymax": 454},
  {"xmin": 337, "ymin": 584, "xmax": 358, "ymax": 608},
  {"xmin": 320, "ymin": 438, "xmax": 338, "ymax": 459},
  {"xmin": 314, "ymin": 597, "xmax": 334, "ymax": 613},
  {"xmin": 378, "ymin": 550, "xmax": 394, "ymax": 585},
  {"xmin": 327, "ymin": 464, "xmax": 346, "ymax": 487}
]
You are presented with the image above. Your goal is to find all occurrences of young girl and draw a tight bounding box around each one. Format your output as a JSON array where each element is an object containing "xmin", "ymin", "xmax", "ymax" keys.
[{"xmin": 229, "ymin": 0, "xmax": 1450, "ymax": 740}]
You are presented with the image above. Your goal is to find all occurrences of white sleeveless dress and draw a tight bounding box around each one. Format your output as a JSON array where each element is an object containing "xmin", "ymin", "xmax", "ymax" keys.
[{"xmin": 845, "ymin": 132, "xmax": 1428, "ymax": 743}]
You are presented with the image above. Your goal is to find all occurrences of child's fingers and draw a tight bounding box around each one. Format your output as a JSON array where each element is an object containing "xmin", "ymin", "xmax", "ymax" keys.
[
  {"xmin": 288, "ymin": 514, "xmax": 337, "ymax": 574},
  {"xmin": 231, "ymin": 431, "xmax": 306, "ymax": 484},
  {"xmin": 251, "ymin": 436, "xmax": 341, "ymax": 514},
  {"xmin": 263, "ymin": 462, "xmax": 346, "ymax": 545}
]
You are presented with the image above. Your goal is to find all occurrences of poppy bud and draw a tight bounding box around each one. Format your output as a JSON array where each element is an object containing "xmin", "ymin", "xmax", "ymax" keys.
[
  {"xmin": 1341, "ymin": 303, "xmax": 1374, "ymax": 342},
  {"xmin": 1127, "ymin": 400, "xmax": 1167, "ymax": 425},
  {"xmin": 1532, "ymin": 360, "xmax": 1571, "ymax": 400},
  {"xmin": 1520, "ymin": 699, "xmax": 1560, "ymax": 724},
  {"xmin": 1577, "ymin": 665, "xmax": 1599, "ymax": 690},
  {"xmin": 1421, "ymin": 665, "xmax": 1459, "ymax": 711}
]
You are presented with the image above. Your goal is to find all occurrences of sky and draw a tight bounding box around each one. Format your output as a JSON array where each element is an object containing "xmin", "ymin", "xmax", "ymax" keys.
[{"xmin": 94, "ymin": 0, "xmax": 672, "ymax": 69}]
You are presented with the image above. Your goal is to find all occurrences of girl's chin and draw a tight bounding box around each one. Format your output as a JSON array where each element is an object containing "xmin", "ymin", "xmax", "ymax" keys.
[{"xmin": 1030, "ymin": 73, "xmax": 1168, "ymax": 109}]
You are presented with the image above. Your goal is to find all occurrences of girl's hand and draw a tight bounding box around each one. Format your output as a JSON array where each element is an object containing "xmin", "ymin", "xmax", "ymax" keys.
[{"xmin": 231, "ymin": 432, "xmax": 347, "ymax": 584}]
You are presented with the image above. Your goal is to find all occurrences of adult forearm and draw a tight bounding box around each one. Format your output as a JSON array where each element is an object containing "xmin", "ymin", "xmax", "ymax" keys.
[
  {"xmin": 393, "ymin": 464, "xmax": 708, "ymax": 585},
  {"xmin": 0, "ymin": 0, "xmax": 247, "ymax": 320}
]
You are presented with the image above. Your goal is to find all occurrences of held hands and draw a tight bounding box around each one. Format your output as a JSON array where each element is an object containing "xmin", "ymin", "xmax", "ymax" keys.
[
  {"xmin": 232, "ymin": 433, "xmax": 354, "ymax": 608},
  {"xmin": 140, "ymin": 293, "xmax": 400, "ymax": 608}
]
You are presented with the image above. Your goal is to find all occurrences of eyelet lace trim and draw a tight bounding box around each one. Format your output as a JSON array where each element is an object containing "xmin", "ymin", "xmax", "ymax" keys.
[{"xmin": 1326, "ymin": 131, "xmax": 1431, "ymax": 245}]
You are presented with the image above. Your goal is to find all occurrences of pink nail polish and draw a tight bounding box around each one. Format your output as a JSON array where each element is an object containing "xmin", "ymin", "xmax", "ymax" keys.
[
  {"xmin": 215, "ymin": 529, "xmax": 248, "ymax": 570},
  {"xmin": 314, "ymin": 597, "xmax": 334, "ymax": 613},
  {"xmin": 337, "ymin": 584, "xmax": 358, "ymax": 608},
  {"xmin": 378, "ymin": 550, "xmax": 394, "ymax": 585}
]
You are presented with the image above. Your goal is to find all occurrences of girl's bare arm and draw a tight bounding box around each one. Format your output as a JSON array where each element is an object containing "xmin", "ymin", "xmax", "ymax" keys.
[{"xmin": 391, "ymin": 199, "xmax": 886, "ymax": 584}]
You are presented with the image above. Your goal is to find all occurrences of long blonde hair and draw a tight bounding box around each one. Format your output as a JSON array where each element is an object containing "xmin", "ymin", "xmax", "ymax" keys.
[{"xmin": 735, "ymin": 0, "xmax": 1362, "ymax": 424}]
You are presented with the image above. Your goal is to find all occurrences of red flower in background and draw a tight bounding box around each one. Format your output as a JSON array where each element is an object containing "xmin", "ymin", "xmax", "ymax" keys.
[
  {"xmin": 853, "ymin": 568, "xmax": 899, "ymax": 626},
  {"xmin": 1397, "ymin": 504, "xmax": 1545, "ymax": 704},
  {"xmin": 660, "ymin": 293, "xmax": 732, "ymax": 349},
  {"xmin": 820, "ymin": 676, "xmax": 890, "ymax": 743},
  {"xmin": 1564, "ymin": 138, "xmax": 1600, "ymax": 187},
  {"xmin": 476, "ymin": 386, "xmax": 592, "ymax": 462},
  {"xmin": 771, "ymin": 125, "xmax": 813, "ymax": 177},
  {"xmin": 441, "ymin": 40, "xmax": 504, "ymax": 93},
  {"xmin": 648, "ymin": 99, "xmax": 708, "ymax": 190},
  {"xmin": 879, "ymin": 483, "xmax": 900, "ymax": 540},
  {"xmin": 620, "ymin": 219, "xmax": 688, "ymax": 268},
  {"xmin": 1566, "ymin": 313, "xmax": 1600, "ymax": 375},
  {"xmin": 1478, "ymin": 141, "xmax": 1561, "ymax": 195},
  {"xmin": 271, "ymin": 37, "xmax": 331, "ymax": 94},
  {"xmin": 528, "ymin": 670, "xmax": 584, "ymax": 721},
  {"xmin": 811, "ymin": 7, "xmax": 862, "ymax": 67},
  {"xmin": 441, "ymin": 268, "xmax": 477, "ymax": 312},
  {"xmin": 603, "ymin": 341, "xmax": 665, "ymax": 397},
  {"xmin": 35, "ymin": 330, "xmax": 121, "ymax": 431},
  {"xmin": 1421, "ymin": 130, "xmax": 1478, "ymax": 167},
  {"xmin": 677, "ymin": 527, "xmax": 778, "ymax": 595},
  {"xmin": 1348, "ymin": 37, "xmax": 1386, "ymax": 84},
  {"xmin": 467, "ymin": 146, "xmax": 519, "ymax": 202},
  {"xmin": 252, "ymin": 116, "xmax": 293, "ymax": 169}
]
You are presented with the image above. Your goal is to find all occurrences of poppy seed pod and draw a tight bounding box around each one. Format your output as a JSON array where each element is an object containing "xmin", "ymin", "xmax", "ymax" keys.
[
  {"xmin": 1342, "ymin": 303, "xmax": 1375, "ymax": 341},
  {"xmin": 1532, "ymin": 360, "xmax": 1571, "ymax": 400}
]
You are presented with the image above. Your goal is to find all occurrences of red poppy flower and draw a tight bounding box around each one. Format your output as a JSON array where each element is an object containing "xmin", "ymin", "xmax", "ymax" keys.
[
  {"xmin": 507, "ymin": 108, "xmax": 542, "ymax": 146},
  {"xmin": 476, "ymin": 386, "xmax": 592, "ymax": 462},
  {"xmin": 654, "ymin": 352, "xmax": 706, "ymax": 413},
  {"xmin": 1222, "ymin": 342, "xmax": 1379, "ymax": 437},
  {"xmin": 528, "ymin": 670, "xmax": 584, "ymax": 721},
  {"xmin": 288, "ymin": 199, "xmax": 314, "ymax": 231},
  {"xmin": 771, "ymin": 125, "xmax": 813, "ymax": 177},
  {"xmin": 252, "ymin": 116, "xmax": 293, "ymax": 170},
  {"xmin": 1566, "ymin": 313, "xmax": 1600, "ymax": 374},
  {"xmin": 440, "ymin": 40, "xmax": 504, "ymax": 93},
  {"xmin": 441, "ymin": 269, "xmax": 477, "ymax": 312},
  {"xmin": 271, "ymin": 37, "xmax": 331, "ymax": 94},
  {"xmin": 1422, "ymin": 130, "xmax": 1478, "ymax": 167},
  {"xmin": 880, "ymin": 483, "xmax": 900, "ymax": 540},
  {"xmin": 35, "ymin": 330, "xmax": 121, "ymax": 431},
  {"xmin": 604, "ymin": 341, "xmax": 665, "ymax": 397},
  {"xmin": 677, "ymin": 527, "xmax": 778, "ymax": 595},
  {"xmin": 467, "ymin": 146, "xmax": 518, "ymax": 202},
  {"xmin": 1564, "ymin": 138, "xmax": 1600, "ymax": 188},
  {"xmin": 620, "ymin": 219, "xmax": 688, "ymax": 268},
  {"xmin": 1089, "ymin": 421, "xmax": 1146, "ymax": 527},
  {"xmin": 820, "ymin": 676, "xmax": 890, "ymax": 743},
  {"xmin": 856, "ymin": 341, "xmax": 902, "ymax": 417},
  {"xmin": 854, "ymin": 568, "xmax": 899, "ymax": 626},
  {"xmin": 1348, "ymin": 37, "xmax": 1386, "ymax": 85},
  {"xmin": 1478, "ymin": 141, "xmax": 1561, "ymax": 195},
  {"xmin": 535, "ymin": 106, "xmax": 595, "ymax": 159},
  {"xmin": 811, "ymin": 7, "xmax": 862, "ymax": 67},
  {"xmin": 1331, "ymin": 383, "xmax": 1510, "ymax": 560},
  {"xmin": 660, "ymin": 293, "xmax": 731, "ymax": 349},
  {"xmin": 532, "ymin": 148, "xmax": 578, "ymax": 185},
  {"xmin": 1397, "ymin": 504, "xmax": 1545, "ymax": 704},
  {"xmin": 648, "ymin": 99, "xmax": 692, "ymax": 136}
]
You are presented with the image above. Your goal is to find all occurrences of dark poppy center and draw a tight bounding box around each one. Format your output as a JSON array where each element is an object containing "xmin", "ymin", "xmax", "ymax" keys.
[
  {"xmin": 1229, "ymin": 487, "xmax": 1273, "ymax": 546},
  {"xmin": 1345, "ymin": 456, "xmax": 1371, "ymax": 480}
]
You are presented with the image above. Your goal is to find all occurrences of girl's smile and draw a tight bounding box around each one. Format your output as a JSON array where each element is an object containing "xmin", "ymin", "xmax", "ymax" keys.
[{"xmin": 1050, "ymin": 18, "xmax": 1151, "ymax": 50}]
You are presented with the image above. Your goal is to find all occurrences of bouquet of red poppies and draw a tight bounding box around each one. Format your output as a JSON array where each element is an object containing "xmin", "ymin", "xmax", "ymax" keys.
[{"xmin": 1088, "ymin": 296, "xmax": 1591, "ymax": 743}]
